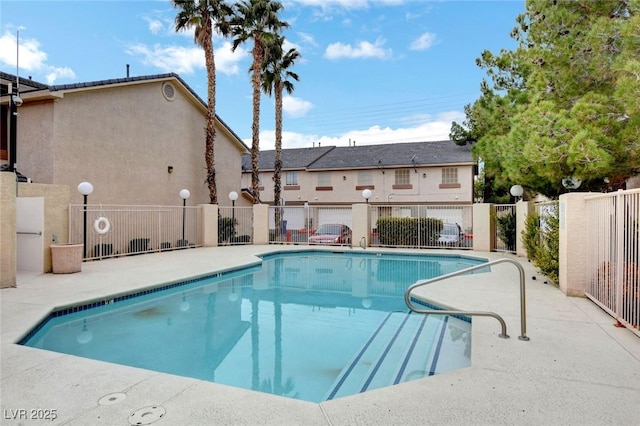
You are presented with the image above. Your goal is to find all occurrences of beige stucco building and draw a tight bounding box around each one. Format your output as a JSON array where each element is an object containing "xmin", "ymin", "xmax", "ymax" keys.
[
  {"xmin": 243, "ymin": 141, "xmax": 475, "ymax": 206},
  {"xmin": 1, "ymin": 72, "xmax": 249, "ymax": 207}
]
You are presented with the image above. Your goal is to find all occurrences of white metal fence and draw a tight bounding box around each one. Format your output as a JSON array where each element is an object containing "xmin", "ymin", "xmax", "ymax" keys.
[
  {"xmin": 69, "ymin": 204, "xmax": 202, "ymax": 260},
  {"xmin": 218, "ymin": 206, "xmax": 253, "ymax": 245},
  {"xmin": 585, "ymin": 189, "xmax": 640, "ymax": 336},
  {"xmin": 268, "ymin": 205, "xmax": 353, "ymax": 245},
  {"xmin": 370, "ymin": 205, "xmax": 473, "ymax": 249},
  {"xmin": 493, "ymin": 204, "xmax": 516, "ymax": 253}
]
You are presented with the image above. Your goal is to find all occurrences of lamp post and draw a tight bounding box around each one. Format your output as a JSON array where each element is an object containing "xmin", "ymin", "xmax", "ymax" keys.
[
  {"xmin": 510, "ymin": 185, "xmax": 523, "ymax": 202},
  {"xmin": 228, "ymin": 191, "xmax": 238, "ymax": 237},
  {"xmin": 8, "ymin": 31, "xmax": 22, "ymax": 174},
  {"xmin": 361, "ymin": 189, "xmax": 372, "ymax": 204},
  {"xmin": 179, "ymin": 189, "xmax": 190, "ymax": 246},
  {"xmin": 77, "ymin": 182, "xmax": 94, "ymax": 259},
  {"xmin": 228, "ymin": 191, "xmax": 239, "ymax": 243}
]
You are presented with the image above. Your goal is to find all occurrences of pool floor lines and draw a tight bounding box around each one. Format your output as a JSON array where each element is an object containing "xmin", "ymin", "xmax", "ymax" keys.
[{"xmin": 325, "ymin": 312, "xmax": 445, "ymax": 400}]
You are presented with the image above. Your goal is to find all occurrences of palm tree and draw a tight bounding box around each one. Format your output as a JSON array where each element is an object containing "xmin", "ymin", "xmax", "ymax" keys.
[
  {"xmin": 173, "ymin": 0, "xmax": 231, "ymax": 204},
  {"xmin": 262, "ymin": 35, "xmax": 300, "ymax": 236},
  {"xmin": 229, "ymin": 0, "xmax": 289, "ymax": 203}
]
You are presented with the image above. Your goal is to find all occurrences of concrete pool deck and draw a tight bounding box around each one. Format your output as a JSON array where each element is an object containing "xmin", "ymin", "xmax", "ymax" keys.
[{"xmin": 1, "ymin": 245, "xmax": 639, "ymax": 425}]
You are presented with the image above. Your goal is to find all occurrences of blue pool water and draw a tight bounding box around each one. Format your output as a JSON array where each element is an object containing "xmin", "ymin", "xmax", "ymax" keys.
[{"xmin": 20, "ymin": 251, "xmax": 487, "ymax": 403}]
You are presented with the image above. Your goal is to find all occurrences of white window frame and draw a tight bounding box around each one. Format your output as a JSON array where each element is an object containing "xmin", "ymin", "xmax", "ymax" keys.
[
  {"xmin": 442, "ymin": 167, "xmax": 458, "ymax": 184},
  {"xmin": 358, "ymin": 170, "xmax": 373, "ymax": 186},
  {"xmin": 395, "ymin": 169, "xmax": 410, "ymax": 185},
  {"xmin": 317, "ymin": 172, "xmax": 331, "ymax": 186},
  {"xmin": 286, "ymin": 171, "xmax": 299, "ymax": 186}
]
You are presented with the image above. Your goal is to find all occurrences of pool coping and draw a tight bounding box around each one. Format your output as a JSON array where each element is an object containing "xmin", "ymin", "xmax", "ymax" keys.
[{"xmin": 2, "ymin": 245, "xmax": 640, "ymax": 425}]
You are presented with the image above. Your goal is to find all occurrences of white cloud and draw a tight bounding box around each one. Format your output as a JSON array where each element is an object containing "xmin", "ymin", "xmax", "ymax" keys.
[
  {"xmin": 125, "ymin": 40, "xmax": 247, "ymax": 75},
  {"xmin": 0, "ymin": 30, "xmax": 77, "ymax": 84},
  {"xmin": 290, "ymin": 0, "xmax": 369, "ymax": 9},
  {"xmin": 0, "ymin": 31, "xmax": 47, "ymax": 70},
  {"xmin": 324, "ymin": 37, "xmax": 391, "ymax": 60},
  {"xmin": 146, "ymin": 18, "xmax": 164, "ymax": 35},
  {"xmin": 296, "ymin": 32, "xmax": 318, "ymax": 49},
  {"xmin": 283, "ymin": 96, "xmax": 313, "ymax": 118},
  {"xmin": 410, "ymin": 32, "xmax": 437, "ymax": 51},
  {"xmin": 255, "ymin": 110, "xmax": 465, "ymax": 151},
  {"xmin": 45, "ymin": 67, "xmax": 76, "ymax": 85}
]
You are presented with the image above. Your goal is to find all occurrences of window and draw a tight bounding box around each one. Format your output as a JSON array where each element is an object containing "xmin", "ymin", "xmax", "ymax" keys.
[
  {"xmin": 317, "ymin": 172, "xmax": 331, "ymax": 186},
  {"xmin": 358, "ymin": 170, "xmax": 372, "ymax": 186},
  {"xmin": 285, "ymin": 171, "xmax": 298, "ymax": 186},
  {"xmin": 395, "ymin": 169, "xmax": 410, "ymax": 185},
  {"xmin": 442, "ymin": 168, "xmax": 458, "ymax": 184}
]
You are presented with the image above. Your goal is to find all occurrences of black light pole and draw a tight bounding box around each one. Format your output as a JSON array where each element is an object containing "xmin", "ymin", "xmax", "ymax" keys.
[
  {"xmin": 8, "ymin": 31, "xmax": 21, "ymax": 174},
  {"xmin": 8, "ymin": 94, "xmax": 21, "ymax": 173},
  {"xmin": 179, "ymin": 189, "xmax": 190, "ymax": 246},
  {"xmin": 77, "ymin": 182, "xmax": 94, "ymax": 259}
]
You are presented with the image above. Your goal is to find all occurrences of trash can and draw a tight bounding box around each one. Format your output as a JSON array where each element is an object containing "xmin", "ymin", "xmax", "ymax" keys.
[{"xmin": 51, "ymin": 243, "xmax": 83, "ymax": 274}]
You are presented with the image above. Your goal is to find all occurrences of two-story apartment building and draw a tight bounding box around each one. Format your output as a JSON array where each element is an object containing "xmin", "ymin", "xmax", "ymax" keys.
[
  {"xmin": 1, "ymin": 71, "xmax": 249, "ymax": 206},
  {"xmin": 242, "ymin": 141, "xmax": 475, "ymax": 206}
]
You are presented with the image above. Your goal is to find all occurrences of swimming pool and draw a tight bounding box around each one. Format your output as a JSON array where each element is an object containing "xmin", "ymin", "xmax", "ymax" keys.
[{"xmin": 20, "ymin": 251, "xmax": 487, "ymax": 403}]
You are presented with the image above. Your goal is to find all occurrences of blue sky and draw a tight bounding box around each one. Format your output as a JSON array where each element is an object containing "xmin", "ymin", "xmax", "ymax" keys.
[{"xmin": 1, "ymin": 0, "xmax": 524, "ymax": 150}]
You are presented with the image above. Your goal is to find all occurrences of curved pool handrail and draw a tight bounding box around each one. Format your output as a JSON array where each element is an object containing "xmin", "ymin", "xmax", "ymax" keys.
[{"xmin": 404, "ymin": 257, "xmax": 529, "ymax": 341}]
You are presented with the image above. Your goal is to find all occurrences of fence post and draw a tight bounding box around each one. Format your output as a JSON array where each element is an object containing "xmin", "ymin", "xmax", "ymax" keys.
[
  {"xmin": 253, "ymin": 204, "xmax": 270, "ymax": 245},
  {"xmin": 559, "ymin": 193, "xmax": 589, "ymax": 296},
  {"xmin": 200, "ymin": 204, "xmax": 218, "ymax": 247},
  {"xmin": 516, "ymin": 200, "xmax": 533, "ymax": 257},
  {"xmin": 351, "ymin": 203, "xmax": 370, "ymax": 248},
  {"xmin": 472, "ymin": 203, "xmax": 494, "ymax": 252},
  {"xmin": 0, "ymin": 172, "xmax": 17, "ymax": 288}
]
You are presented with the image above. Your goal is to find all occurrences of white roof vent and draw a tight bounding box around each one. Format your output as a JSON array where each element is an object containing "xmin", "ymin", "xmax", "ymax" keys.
[{"xmin": 162, "ymin": 82, "xmax": 175, "ymax": 101}]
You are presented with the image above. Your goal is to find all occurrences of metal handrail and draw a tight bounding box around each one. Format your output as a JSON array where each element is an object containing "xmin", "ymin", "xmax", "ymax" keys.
[{"xmin": 404, "ymin": 257, "xmax": 529, "ymax": 341}]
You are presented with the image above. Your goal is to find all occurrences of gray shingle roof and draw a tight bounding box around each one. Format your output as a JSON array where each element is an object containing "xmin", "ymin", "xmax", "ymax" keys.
[
  {"xmin": 242, "ymin": 146, "xmax": 335, "ymax": 171},
  {"xmin": 309, "ymin": 141, "xmax": 472, "ymax": 170},
  {"xmin": 245, "ymin": 141, "xmax": 473, "ymax": 172},
  {"xmin": 1, "ymin": 71, "xmax": 247, "ymax": 151},
  {"xmin": 0, "ymin": 71, "xmax": 49, "ymax": 92}
]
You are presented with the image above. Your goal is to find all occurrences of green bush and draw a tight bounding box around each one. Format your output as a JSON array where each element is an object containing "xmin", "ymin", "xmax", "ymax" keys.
[
  {"xmin": 376, "ymin": 217, "xmax": 443, "ymax": 247},
  {"xmin": 218, "ymin": 216, "xmax": 237, "ymax": 243},
  {"xmin": 522, "ymin": 207, "xmax": 559, "ymax": 286},
  {"xmin": 496, "ymin": 209, "xmax": 517, "ymax": 251}
]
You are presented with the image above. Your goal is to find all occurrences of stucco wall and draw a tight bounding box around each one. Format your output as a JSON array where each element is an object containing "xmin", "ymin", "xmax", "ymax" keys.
[
  {"xmin": 17, "ymin": 79, "xmax": 246, "ymax": 207},
  {"xmin": 247, "ymin": 165, "xmax": 474, "ymax": 205},
  {"xmin": 16, "ymin": 99, "xmax": 56, "ymax": 183},
  {"xmin": 18, "ymin": 183, "xmax": 71, "ymax": 272},
  {"xmin": 0, "ymin": 173, "xmax": 16, "ymax": 288}
]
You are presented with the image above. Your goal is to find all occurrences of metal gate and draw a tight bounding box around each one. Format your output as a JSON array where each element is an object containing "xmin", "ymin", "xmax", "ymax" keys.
[{"xmin": 585, "ymin": 189, "xmax": 640, "ymax": 336}]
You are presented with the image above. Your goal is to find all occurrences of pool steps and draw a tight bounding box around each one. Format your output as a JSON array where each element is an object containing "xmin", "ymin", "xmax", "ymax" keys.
[{"xmin": 325, "ymin": 312, "xmax": 467, "ymax": 400}]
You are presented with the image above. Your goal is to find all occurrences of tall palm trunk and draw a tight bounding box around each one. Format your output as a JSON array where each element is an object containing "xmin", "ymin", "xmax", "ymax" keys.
[
  {"xmin": 203, "ymin": 16, "xmax": 218, "ymax": 204},
  {"xmin": 273, "ymin": 81, "xmax": 283, "ymax": 237},
  {"xmin": 251, "ymin": 39, "xmax": 264, "ymax": 203}
]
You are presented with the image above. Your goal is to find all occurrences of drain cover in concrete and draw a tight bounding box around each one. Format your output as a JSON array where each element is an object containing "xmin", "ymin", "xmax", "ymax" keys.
[
  {"xmin": 98, "ymin": 392, "xmax": 127, "ymax": 406},
  {"xmin": 128, "ymin": 406, "xmax": 166, "ymax": 425}
]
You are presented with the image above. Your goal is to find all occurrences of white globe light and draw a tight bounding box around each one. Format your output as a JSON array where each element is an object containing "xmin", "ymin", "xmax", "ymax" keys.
[
  {"xmin": 562, "ymin": 177, "xmax": 582, "ymax": 190},
  {"xmin": 362, "ymin": 298, "xmax": 373, "ymax": 309},
  {"xmin": 510, "ymin": 185, "xmax": 524, "ymax": 197},
  {"xmin": 77, "ymin": 181, "xmax": 94, "ymax": 196},
  {"xmin": 362, "ymin": 189, "xmax": 372, "ymax": 200},
  {"xmin": 228, "ymin": 191, "xmax": 238, "ymax": 201},
  {"xmin": 179, "ymin": 189, "xmax": 190, "ymax": 200}
]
